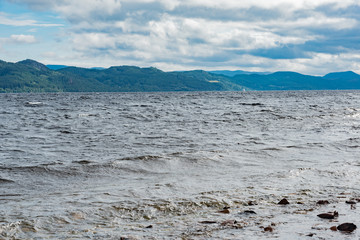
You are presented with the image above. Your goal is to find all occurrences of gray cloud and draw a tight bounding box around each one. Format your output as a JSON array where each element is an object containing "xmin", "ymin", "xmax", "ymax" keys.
[{"xmin": 4, "ymin": 0, "xmax": 360, "ymax": 74}]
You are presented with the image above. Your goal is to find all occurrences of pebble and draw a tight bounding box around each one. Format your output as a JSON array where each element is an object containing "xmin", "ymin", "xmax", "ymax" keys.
[
  {"xmin": 218, "ymin": 209, "xmax": 230, "ymax": 214},
  {"xmin": 316, "ymin": 200, "xmax": 329, "ymax": 205},
  {"xmin": 278, "ymin": 198, "xmax": 289, "ymax": 205},
  {"xmin": 264, "ymin": 226, "xmax": 273, "ymax": 232},
  {"xmin": 242, "ymin": 210, "xmax": 257, "ymax": 214},
  {"xmin": 337, "ymin": 223, "xmax": 357, "ymax": 232},
  {"xmin": 199, "ymin": 221, "xmax": 217, "ymax": 224},
  {"xmin": 317, "ymin": 211, "xmax": 338, "ymax": 219},
  {"xmin": 330, "ymin": 226, "xmax": 337, "ymax": 231},
  {"xmin": 221, "ymin": 220, "xmax": 237, "ymax": 226}
]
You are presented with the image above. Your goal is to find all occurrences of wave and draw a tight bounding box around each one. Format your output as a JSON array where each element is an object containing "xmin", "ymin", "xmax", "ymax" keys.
[{"xmin": 0, "ymin": 178, "xmax": 14, "ymax": 184}]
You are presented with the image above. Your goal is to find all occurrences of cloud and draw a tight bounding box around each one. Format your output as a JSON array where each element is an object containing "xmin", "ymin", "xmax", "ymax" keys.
[
  {"xmin": 4, "ymin": 0, "xmax": 360, "ymax": 74},
  {"xmin": 0, "ymin": 12, "xmax": 63, "ymax": 27},
  {"xmin": 0, "ymin": 34, "xmax": 37, "ymax": 44},
  {"xmin": 10, "ymin": 34, "xmax": 37, "ymax": 43}
]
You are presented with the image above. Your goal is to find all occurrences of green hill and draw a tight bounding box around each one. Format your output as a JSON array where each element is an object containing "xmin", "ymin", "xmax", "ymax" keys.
[
  {"xmin": 1, "ymin": 59, "xmax": 360, "ymax": 93},
  {"xmin": 0, "ymin": 59, "xmax": 245, "ymax": 93}
]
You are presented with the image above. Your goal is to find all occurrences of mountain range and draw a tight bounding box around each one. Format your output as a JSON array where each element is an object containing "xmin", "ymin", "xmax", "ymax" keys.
[{"xmin": 1, "ymin": 59, "xmax": 360, "ymax": 93}]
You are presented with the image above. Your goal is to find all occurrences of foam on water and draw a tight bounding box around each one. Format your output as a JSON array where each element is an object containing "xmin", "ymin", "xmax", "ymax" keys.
[{"xmin": 1, "ymin": 91, "xmax": 360, "ymax": 239}]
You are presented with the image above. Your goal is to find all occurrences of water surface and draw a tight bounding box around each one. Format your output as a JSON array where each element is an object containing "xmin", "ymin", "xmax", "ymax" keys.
[{"xmin": 1, "ymin": 91, "xmax": 360, "ymax": 239}]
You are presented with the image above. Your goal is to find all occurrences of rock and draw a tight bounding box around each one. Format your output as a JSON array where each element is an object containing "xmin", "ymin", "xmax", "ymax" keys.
[
  {"xmin": 316, "ymin": 200, "xmax": 329, "ymax": 205},
  {"xmin": 218, "ymin": 209, "xmax": 230, "ymax": 214},
  {"xmin": 278, "ymin": 198, "xmax": 289, "ymax": 205},
  {"xmin": 306, "ymin": 233, "xmax": 315, "ymax": 237},
  {"xmin": 221, "ymin": 220, "xmax": 237, "ymax": 226},
  {"xmin": 247, "ymin": 201, "xmax": 257, "ymax": 206},
  {"xmin": 264, "ymin": 226, "xmax": 273, "ymax": 232},
  {"xmin": 199, "ymin": 221, "xmax": 217, "ymax": 224},
  {"xmin": 242, "ymin": 210, "xmax": 257, "ymax": 214},
  {"xmin": 346, "ymin": 200, "xmax": 356, "ymax": 204},
  {"xmin": 317, "ymin": 211, "xmax": 338, "ymax": 219},
  {"xmin": 337, "ymin": 223, "xmax": 357, "ymax": 232},
  {"xmin": 330, "ymin": 226, "xmax": 337, "ymax": 231},
  {"xmin": 145, "ymin": 225, "xmax": 153, "ymax": 229}
]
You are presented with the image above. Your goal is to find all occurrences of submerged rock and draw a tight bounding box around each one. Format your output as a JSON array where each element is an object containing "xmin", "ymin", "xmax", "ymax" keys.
[
  {"xmin": 264, "ymin": 226, "xmax": 273, "ymax": 232},
  {"xmin": 241, "ymin": 210, "xmax": 257, "ymax": 214},
  {"xmin": 218, "ymin": 209, "xmax": 230, "ymax": 214},
  {"xmin": 199, "ymin": 220, "xmax": 217, "ymax": 224},
  {"xmin": 337, "ymin": 223, "xmax": 357, "ymax": 232},
  {"xmin": 330, "ymin": 226, "xmax": 337, "ymax": 231},
  {"xmin": 317, "ymin": 211, "xmax": 338, "ymax": 219},
  {"xmin": 278, "ymin": 198, "xmax": 289, "ymax": 205},
  {"xmin": 316, "ymin": 200, "xmax": 329, "ymax": 205},
  {"xmin": 221, "ymin": 220, "xmax": 237, "ymax": 226}
]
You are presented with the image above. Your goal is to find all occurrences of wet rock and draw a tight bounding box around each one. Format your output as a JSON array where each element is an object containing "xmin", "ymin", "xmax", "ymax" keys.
[
  {"xmin": 306, "ymin": 233, "xmax": 315, "ymax": 237},
  {"xmin": 241, "ymin": 210, "xmax": 257, "ymax": 214},
  {"xmin": 221, "ymin": 220, "xmax": 237, "ymax": 226},
  {"xmin": 278, "ymin": 198, "xmax": 289, "ymax": 205},
  {"xmin": 264, "ymin": 226, "xmax": 273, "ymax": 232},
  {"xmin": 337, "ymin": 223, "xmax": 357, "ymax": 232},
  {"xmin": 316, "ymin": 200, "xmax": 329, "ymax": 205},
  {"xmin": 346, "ymin": 200, "xmax": 356, "ymax": 204},
  {"xmin": 317, "ymin": 211, "xmax": 338, "ymax": 219},
  {"xmin": 145, "ymin": 225, "xmax": 153, "ymax": 229},
  {"xmin": 199, "ymin": 221, "xmax": 217, "ymax": 224},
  {"xmin": 218, "ymin": 209, "xmax": 230, "ymax": 214},
  {"xmin": 330, "ymin": 226, "xmax": 337, "ymax": 231}
]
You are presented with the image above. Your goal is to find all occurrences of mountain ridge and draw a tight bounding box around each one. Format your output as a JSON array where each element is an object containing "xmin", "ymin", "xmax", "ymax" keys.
[{"xmin": 1, "ymin": 59, "xmax": 360, "ymax": 92}]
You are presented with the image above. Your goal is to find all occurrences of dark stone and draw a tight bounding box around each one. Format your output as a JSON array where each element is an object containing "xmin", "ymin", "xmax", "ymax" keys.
[
  {"xmin": 243, "ymin": 210, "xmax": 257, "ymax": 214},
  {"xmin": 317, "ymin": 211, "xmax": 338, "ymax": 219},
  {"xmin": 264, "ymin": 226, "xmax": 273, "ymax": 232},
  {"xmin": 199, "ymin": 221, "xmax": 217, "ymax": 224},
  {"xmin": 330, "ymin": 226, "xmax": 337, "ymax": 231},
  {"xmin": 346, "ymin": 200, "xmax": 356, "ymax": 204},
  {"xmin": 247, "ymin": 201, "xmax": 257, "ymax": 206},
  {"xmin": 337, "ymin": 223, "xmax": 357, "ymax": 232},
  {"xmin": 316, "ymin": 200, "xmax": 329, "ymax": 205},
  {"xmin": 145, "ymin": 225, "xmax": 153, "ymax": 229},
  {"xmin": 218, "ymin": 209, "xmax": 230, "ymax": 214},
  {"xmin": 278, "ymin": 198, "xmax": 289, "ymax": 205},
  {"xmin": 306, "ymin": 233, "xmax": 315, "ymax": 237}
]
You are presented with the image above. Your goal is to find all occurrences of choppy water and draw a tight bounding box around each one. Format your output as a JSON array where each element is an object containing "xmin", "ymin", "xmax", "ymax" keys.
[{"xmin": 1, "ymin": 91, "xmax": 360, "ymax": 239}]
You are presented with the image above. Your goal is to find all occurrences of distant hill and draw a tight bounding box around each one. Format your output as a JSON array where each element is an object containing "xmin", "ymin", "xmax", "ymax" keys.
[
  {"xmin": 230, "ymin": 71, "xmax": 360, "ymax": 90},
  {"xmin": 0, "ymin": 59, "xmax": 245, "ymax": 93},
  {"xmin": 210, "ymin": 70, "xmax": 270, "ymax": 77},
  {"xmin": 1, "ymin": 59, "xmax": 360, "ymax": 93}
]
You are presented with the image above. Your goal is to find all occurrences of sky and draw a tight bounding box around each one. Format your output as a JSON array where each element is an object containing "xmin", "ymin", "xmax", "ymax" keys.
[{"xmin": 1, "ymin": 0, "xmax": 360, "ymax": 75}]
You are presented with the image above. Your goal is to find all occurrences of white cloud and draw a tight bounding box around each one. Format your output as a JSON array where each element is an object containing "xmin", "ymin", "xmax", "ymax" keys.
[
  {"xmin": 10, "ymin": 34, "xmax": 37, "ymax": 43},
  {"xmin": 4, "ymin": 0, "xmax": 360, "ymax": 74},
  {"xmin": 54, "ymin": 0, "xmax": 122, "ymax": 22},
  {"xmin": 0, "ymin": 12, "xmax": 63, "ymax": 27}
]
